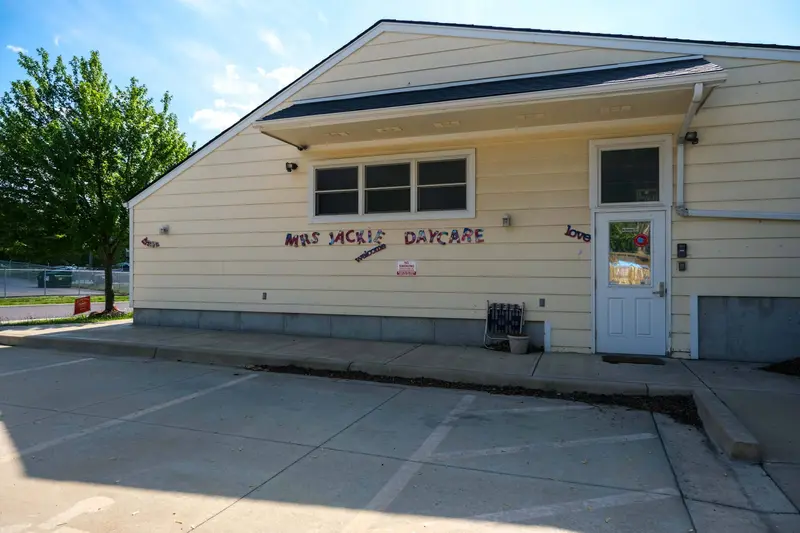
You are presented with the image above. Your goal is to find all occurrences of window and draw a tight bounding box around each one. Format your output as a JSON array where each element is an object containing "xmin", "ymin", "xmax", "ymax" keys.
[
  {"xmin": 310, "ymin": 150, "xmax": 475, "ymax": 222},
  {"xmin": 365, "ymin": 163, "xmax": 411, "ymax": 214},
  {"xmin": 315, "ymin": 167, "xmax": 358, "ymax": 216},
  {"xmin": 418, "ymin": 159, "xmax": 467, "ymax": 211},
  {"xmin": 600, "ymin": 147, "xmax": 660, "ymax": 204}
]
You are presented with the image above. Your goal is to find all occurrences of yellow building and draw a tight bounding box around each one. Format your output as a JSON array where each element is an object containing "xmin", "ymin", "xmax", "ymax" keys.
[{"xmin": 127, "ymin": 20, "xmax": 800, "ymax": 362}]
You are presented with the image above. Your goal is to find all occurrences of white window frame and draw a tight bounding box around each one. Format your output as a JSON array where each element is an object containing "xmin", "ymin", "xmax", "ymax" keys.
[{"xmin": 308, "ymin": 148, "xmax": 476, "ymax": 223}]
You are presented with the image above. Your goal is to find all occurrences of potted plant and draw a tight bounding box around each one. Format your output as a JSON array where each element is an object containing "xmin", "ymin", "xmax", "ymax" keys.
[{"xmin": 507, "ymin": 332, "xmax": 530, "ymax": 354}]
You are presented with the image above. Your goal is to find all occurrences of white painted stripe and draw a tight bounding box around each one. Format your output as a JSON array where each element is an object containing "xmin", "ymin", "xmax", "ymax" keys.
[
  {"xmin": 431, "ymin": 432, "xmax": 658, "ymax": 461},
  {"xmin": 342, "ymin": 394, "xmax": 476, "ymax": 533},
  {"xmin": 467, "ymin": 404, "xmax": 594, "ymax": 416},
  {"xmin": 0, "ymin": 357, "xmax": 94, "ymax": 378},
  {"xmin": 473, "ymin": 488, "xmax": 679, "ymax": 523},
  {"xmin": 0, "ymin": 373, "xmax": 258, "ymax": 464}
]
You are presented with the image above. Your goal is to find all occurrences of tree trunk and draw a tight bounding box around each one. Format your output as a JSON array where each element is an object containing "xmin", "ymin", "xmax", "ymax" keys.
[{"xmin": 103, "ymin": 253, "xmax": 115, "ymax": 313}]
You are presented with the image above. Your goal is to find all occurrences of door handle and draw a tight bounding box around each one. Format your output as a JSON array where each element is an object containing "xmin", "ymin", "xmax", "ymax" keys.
[{"xmin": 653, "ymin": 282, "xmax": 666, "ymax": 297}]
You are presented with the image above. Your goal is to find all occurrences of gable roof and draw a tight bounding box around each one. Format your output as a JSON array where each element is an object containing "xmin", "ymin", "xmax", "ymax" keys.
[
  {"xmin": 260, "ymin": 57, "xmax": 722, "ymax": 122},
  {"xmin": 127, "ymin": 19, "xmax": 800, "ymax": 208}
]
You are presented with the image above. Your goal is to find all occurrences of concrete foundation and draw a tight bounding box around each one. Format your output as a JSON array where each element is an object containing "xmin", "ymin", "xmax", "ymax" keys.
[
  {"xmin": 133, "ymin": 309, "xmax": 545, "ymax": 349},
  {"xmin": 699, "ymin": 296, "xmax": 800, "ymax": 362}
]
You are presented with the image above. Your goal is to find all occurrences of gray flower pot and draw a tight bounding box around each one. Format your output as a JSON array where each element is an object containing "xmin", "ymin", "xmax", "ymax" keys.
[{"xmin": 507, "ymin": 334, "xmax": 530, "ymax": 354}]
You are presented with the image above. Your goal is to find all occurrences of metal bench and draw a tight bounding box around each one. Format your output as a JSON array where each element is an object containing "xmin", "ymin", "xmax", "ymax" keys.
[{"xmin": 484, "ymin": 300, "xmax": 525, "ymax": 348}]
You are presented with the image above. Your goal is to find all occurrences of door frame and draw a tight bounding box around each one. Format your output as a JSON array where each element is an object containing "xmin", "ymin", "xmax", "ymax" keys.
[{"xmin": 588, "ymin": 134, "xmax": 673, "ymax": 355}]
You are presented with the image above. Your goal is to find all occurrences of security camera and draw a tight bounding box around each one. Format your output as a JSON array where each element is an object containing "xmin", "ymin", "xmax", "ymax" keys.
[{"xmin": 285, "ymin": 162, "xmax": 298, "ymax": 172}]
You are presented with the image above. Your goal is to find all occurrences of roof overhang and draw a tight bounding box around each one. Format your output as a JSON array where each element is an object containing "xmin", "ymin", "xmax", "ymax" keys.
[{"xmin": 254, "ymin": 62, "xmax": 726, "ymax": 150}]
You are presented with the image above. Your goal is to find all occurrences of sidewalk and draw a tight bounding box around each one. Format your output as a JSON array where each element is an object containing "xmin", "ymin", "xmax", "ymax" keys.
[{"xmin": 2, "ymin": 319, "xmax": 798, "ymax": 497}]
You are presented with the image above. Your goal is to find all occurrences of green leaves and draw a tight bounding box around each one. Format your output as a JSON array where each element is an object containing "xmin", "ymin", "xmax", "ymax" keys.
[{"xmin": 0, "ymin": 48, "xmax": 194, "ymax": 308}]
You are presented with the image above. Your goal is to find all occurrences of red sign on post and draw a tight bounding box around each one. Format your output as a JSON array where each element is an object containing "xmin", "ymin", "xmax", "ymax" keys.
[{"xmin": 74, "ymin": 296, "xmax": 91, "ymax": 315}]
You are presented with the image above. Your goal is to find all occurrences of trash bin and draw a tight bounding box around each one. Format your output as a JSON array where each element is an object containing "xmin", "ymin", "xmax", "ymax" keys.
[{"xmin": 37, "ymin": 270, "xmax": 73, "ymax": 288}]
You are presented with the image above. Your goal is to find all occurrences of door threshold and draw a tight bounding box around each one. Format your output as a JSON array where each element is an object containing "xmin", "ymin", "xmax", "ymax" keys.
[{"xmin": 601, "ymin": 354, "xmax": 666, "ymax": 366}]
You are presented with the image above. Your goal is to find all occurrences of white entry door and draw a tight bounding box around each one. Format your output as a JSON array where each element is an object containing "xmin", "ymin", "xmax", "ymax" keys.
[{"xmin": 595, "ymin": 211, "xmax": 667, "ymax": 355}]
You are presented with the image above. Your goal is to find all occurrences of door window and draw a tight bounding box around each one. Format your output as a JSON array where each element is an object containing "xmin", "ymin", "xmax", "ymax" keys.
[
  {"xmin": 600, "ymin": 148, "xmax": 659, "ymax": 204},
  {"xmin": 608, "ymin": 220, "xmax": 652, "ymax": 286}
]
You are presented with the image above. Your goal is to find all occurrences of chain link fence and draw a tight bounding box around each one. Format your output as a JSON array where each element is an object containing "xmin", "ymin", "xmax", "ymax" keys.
[{"xmin": 1, "ymin": 265, "xmax": 130, "ymax": 299}]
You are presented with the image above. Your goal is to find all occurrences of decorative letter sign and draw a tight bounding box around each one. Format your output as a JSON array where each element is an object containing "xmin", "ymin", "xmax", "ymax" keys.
[
  {"xmin": 354, "ymin": 243, "xmax": 386, "ymax": 262},
  {"xmin": 141, "ymin": 237, "xmax": 160, "ymax": 248},
  {"xmin": 404, "ymin": 228, "xmax": 484, "ymax": 245},
  {"xmin": 564, "ymin": 225, "xmax": 591, "ymax": 243},
  {"xmin": 283, "ymin": 230, "xmax": 383, "ymax": 247}
]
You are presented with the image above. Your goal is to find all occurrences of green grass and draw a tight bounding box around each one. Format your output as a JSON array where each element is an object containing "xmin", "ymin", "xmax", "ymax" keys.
[
  {"xmin": 5, "ymin": 311, "xmax": 133, "ymax": 326},
  {"xmin": 0, "ymin": 295, "xmax": 130, "ymax": 306}
]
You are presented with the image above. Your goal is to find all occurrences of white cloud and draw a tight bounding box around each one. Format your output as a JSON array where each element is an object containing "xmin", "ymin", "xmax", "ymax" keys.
[
  {"xmin": 54, "ymin": 35, "xmax": 61, "ymax": 46},
  {"xmin": 258, "ymin": 29, "xmax": 284, "ymax": 55},
  {"xmin": 214, "ymin": 98, "xmax": 250, "ymax": 111},
  {"xmin": 258, "ymin": 65, "xmax": 303, "ymax": 87},
  {"xmin": 212, "ymin": 64, "xmax": 262, "ymax": 96},
  {"xmin": 317, "ymin": 11, "xmax": 328, "ymax": 25},
  {"xmin": 6, "ymin": 44, "xmax": 27, "ymax": 54},
  {"xmin": 190, "ymin": 107, "xmax": 240, "ymax": 131}
]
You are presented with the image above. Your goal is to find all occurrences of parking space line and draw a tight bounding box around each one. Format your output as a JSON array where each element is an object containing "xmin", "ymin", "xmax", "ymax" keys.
[
  {"xmin": 0, "ymin": 373, "xmax": 258, "ymax": 464},
  {"xmin": 430, "ymin": 432, "xmax": 659, "ymax": 461},
  {"xmin": 0, "ymin": 358, "xmax": 94, "ymax": 378},
  {"xmin": 472, "ymin": 487, "xmax": 680, "ymax": 523},
  {"xmin": 342, "ymin": 394, "xmax": 476, "ymax": 533},
  {"xmin": 467, "ymin": 404, "xmax": 595, "ymax": 416}
]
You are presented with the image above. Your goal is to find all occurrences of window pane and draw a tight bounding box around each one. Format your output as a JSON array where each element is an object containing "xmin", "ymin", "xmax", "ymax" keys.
[
  {"xmin": 365, "ymin": 163, "xmax": 410, "ymax": 188},
  {"xmin": 316, "ymin": 191, "xmax": 358, "ymax": 215},
  {"xmin": 418, "ymin": 185, "xmax": 467, "ymax": 211},
  {"xmin": 366, "ymin": 188, "xmax": 411, "ymax": 213},
  {"xmin": 418, "ymin": 159, "xmax": 467, "ymax": 186},
  {"xmin": 608, "ymin": 220, "xmax": 651, "ymax": 286},
  {"xmin": 316, "ymin": 167, "xmax": 358, "ymax": 191},
  {"xmin": 600, "ymin": 148, "xmax": 659, "ymax": 204}
]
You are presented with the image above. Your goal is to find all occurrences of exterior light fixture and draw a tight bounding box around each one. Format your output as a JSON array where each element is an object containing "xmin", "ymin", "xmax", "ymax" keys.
[
  {"xmin": 684, "ymin": 131, "xmax": 699, "ymax": 144},
  {"xmin": 285, "ymin": 162, "xmax": 298, "ymax": 173}
]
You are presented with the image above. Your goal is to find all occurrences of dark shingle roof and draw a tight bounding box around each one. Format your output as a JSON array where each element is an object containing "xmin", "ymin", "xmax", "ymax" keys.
[
  {"xmin": 381, "ymin": 19, "xmax": 800, "ymax": 52},
  {"xmin": 260, "ymin": 58, "xmax": 722, "ymax": 122}
]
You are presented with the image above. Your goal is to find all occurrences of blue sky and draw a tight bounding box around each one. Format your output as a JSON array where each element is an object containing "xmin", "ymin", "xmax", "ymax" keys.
[{"xmin": 2, "ymin": 0, "xmax": 799, "ymax": 145}]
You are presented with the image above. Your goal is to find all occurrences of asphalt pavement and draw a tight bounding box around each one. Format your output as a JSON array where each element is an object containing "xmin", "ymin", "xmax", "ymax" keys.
[{"xmin": 0, "ymin": 345, "xmax": 796, "ymax": 532}]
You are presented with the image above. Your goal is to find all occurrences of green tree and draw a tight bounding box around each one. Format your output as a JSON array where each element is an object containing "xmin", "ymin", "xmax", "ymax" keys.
[{"xmin": 0, "ymin": 49, "xmax": 194, "ymax": 311}]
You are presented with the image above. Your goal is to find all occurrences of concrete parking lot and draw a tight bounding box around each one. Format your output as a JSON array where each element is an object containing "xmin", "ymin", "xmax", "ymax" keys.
[{"xmin": 0, "ymin": 345, "xmax": 797, "ymax": 533}]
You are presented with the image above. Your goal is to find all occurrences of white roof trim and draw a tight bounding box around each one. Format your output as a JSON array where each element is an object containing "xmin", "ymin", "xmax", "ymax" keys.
[
  {"xmin": 128, "ymin": 20, "xmax": 796, "ymax": 208},
  {"xmin": 379, "ymin": 21, "xmax": 800, "ymax": 62},
  {"xmin": 292, "ymin": 55, "xmax": 705, "ymax": 105}
]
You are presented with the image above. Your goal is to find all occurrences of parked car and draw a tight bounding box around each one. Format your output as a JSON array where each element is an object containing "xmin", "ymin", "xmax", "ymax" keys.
[
  {"xmin": 37, "ymin": 270, "xmax": 73, "ymax": 288},
  {"xmin": 114, "ymin": 262, "xmax": 130, "ymax": 272}
]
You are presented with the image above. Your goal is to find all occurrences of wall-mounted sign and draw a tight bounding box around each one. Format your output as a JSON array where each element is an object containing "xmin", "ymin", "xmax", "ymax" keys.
[
  {"xmin": 141, "ymin": 237, "xmax": 160, "ymax": 248},
  {"xmin": 634, "ymin": 233, "xmax": 649, "ymax": 247},
  {"xmin": 284, "ymin": 229, "xmax": 385, "ymax": 247},
  {"xmin": 396, "ymin": 260, "xmax": 417, "ymax": 276},
  {"xmin": 564, "ymin": 225, "xmax": 591, "ymax": 243},
  {"xmin": 404, "ymin": 228, "xmax": 484, "ymax": 245},
  {"xmin": 355, "ymin": 243, "xmax": 386, "ymax": 262}
]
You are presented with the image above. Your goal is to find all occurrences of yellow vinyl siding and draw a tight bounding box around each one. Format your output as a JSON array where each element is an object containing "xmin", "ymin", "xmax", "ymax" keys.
[
  {"xmin": 293, "ymin": 33, "xmax": 678, "ymax": 100},
  {"xmin": 670, "ymin": 56, "xmax": 800, "ymax": 355},
  {"xmin": 134, "ymin": 129, "xmax": 600, "ymax": 352},
  {"xmin": 132, "ymin": 34, "xmax": 800, "ymax": 356}
]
